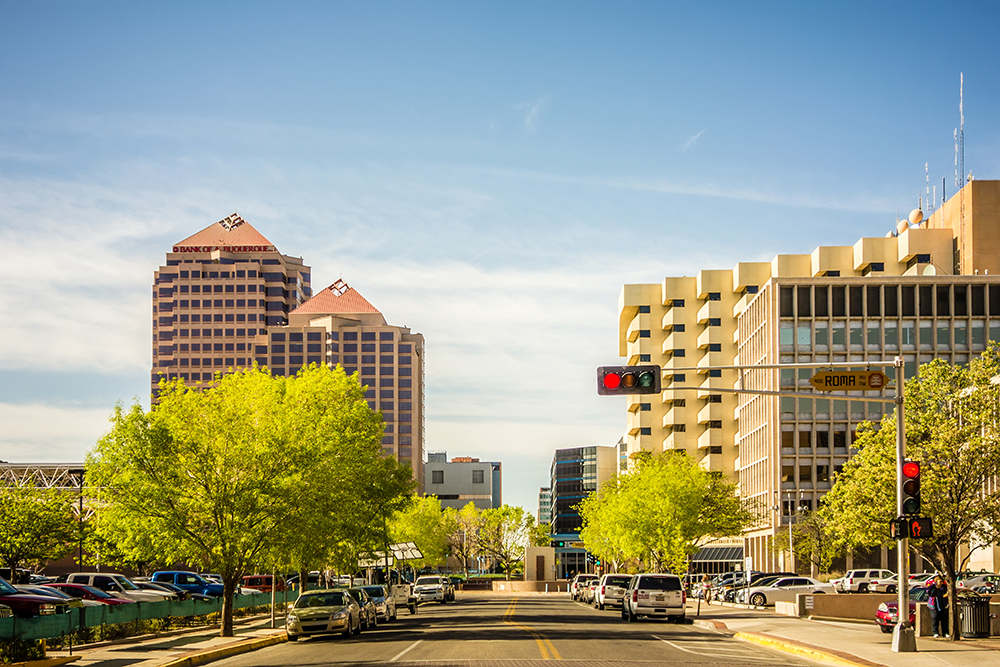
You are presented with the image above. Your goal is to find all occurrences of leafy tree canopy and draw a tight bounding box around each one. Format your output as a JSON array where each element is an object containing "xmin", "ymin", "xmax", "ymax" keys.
[{"xmin": 0, "ymin": 484, "xmax": 76, "ymax": 573}]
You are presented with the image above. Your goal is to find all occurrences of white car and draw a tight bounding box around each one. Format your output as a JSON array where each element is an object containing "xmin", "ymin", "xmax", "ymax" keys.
[
  {"xmin": 621, "ymin": 573, "xmax": 686, "ymax": 622},
  {"xmin": 413, "ymin": 576, "xmax": 454, "ymax": 603},
  {"xmin": 868, "ymin": 574, "xmax": 899, "ymax": 593},
  {"xmin": 593, "ymin": 574, "xmax": 633, "ymax": 610},
  {"xmin": 570, "ymin": 574, "xmax": 599, "ymax": 601},
  {"xmin": 66, "ymin": 573, "xmax": 174, "ymax": 602},
  {"xmin": 837, "ymin": 569, "xmax": 894, "ymax": 593},
  {"xmin": 744, "ymin": 576, "xmax": 836, "ymax": 606}
]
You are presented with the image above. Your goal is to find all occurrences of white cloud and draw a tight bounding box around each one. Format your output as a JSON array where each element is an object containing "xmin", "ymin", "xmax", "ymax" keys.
[
  {"xmin": 0, "ymin": 402, "xmax": 111, "ymax": 463},
  {"xmin": 514, "ymin": 95, "xmax": 551, "ymax": 131},
  {"xmin": 681, "ymin": 129, "xmax": 706, "ymax": 152}
]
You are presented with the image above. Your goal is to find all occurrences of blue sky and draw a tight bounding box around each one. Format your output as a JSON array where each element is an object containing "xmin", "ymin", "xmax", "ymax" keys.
[{"xmin": 2, "ymin": 1, "xmax": 1000, "ymax": 514}]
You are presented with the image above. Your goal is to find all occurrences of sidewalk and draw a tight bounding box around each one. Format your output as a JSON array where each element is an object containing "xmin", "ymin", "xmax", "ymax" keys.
[
  {"xmin": 691, "ymin": 601, "xmax": 1000, "ymax": 667},
  {"xmin": 39, "ymin": 615, "xmax": 287, "ymax": 667}
]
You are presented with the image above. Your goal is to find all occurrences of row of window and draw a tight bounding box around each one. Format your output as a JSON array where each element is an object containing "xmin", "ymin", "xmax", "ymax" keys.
[
  {"xmin": 780, "ymin": 320, "xmax": 997, "ymax": 351},
  {"xmin": 165, "ymin": 258, "xmax": 285, "ymax": 267},
  {"xmin": 780, "ymin": 283, "xmax": 1000, "ymax": 319},
  {"xmin": 430, "ymin": 469, "xmax": 486, "ymax": 484}
]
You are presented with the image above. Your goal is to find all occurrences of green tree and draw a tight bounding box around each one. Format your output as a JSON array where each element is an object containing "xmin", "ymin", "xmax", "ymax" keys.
[
  {"xmin": 88, "ymin": 364, "xmax": 407, "ymax": 637},
  {"xmin": 579, "ymin": 452, "xmax": 754, "ymax": 574},
  {"xmin": 445, "ymin": 502, "xmax": 482, "ymax": 579},
  {"xmin": 820, "ymin": 349, "xmax": 1000, "ymax": 641},
  {"xmin": 0, "ymin": 484, "xmax": 76, "ymax": 574},
  {"xmin": 390, "ymin": 495, "xmax": 455, "ymax": 570},
  {"xmin": 478, "ymin": 505, "xmax": 537, "ymax": 580}
]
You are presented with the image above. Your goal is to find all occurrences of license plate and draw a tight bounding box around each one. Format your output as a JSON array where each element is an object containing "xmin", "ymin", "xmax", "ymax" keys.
[{"xmin": 656, "ymin": 594, "xmax": 664, "ymax": 602}]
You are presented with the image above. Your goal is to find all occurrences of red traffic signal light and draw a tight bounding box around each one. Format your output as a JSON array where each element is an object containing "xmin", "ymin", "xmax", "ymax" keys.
[
  {"xmin": 902, "ymin": 460, "xmax": 921, "ymax": 515},
  {"xmin": 597, "ymin": 366, "xmax": 661, "ymax": 395}
]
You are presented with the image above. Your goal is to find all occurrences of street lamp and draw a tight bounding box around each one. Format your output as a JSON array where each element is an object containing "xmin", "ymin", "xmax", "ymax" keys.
[{"xmin": 787, "ymin": 491, "xmax": 807, "ymax": 573}]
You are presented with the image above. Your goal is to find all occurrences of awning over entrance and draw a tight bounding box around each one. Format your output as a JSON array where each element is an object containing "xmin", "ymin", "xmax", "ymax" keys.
[{"xmin": 692, "ymin": 545, "xmax": 744, "ymax": 562}]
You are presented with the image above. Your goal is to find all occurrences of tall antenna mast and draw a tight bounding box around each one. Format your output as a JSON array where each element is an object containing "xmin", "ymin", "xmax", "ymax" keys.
[
  {"xmin": 925, "ymin": 162, "xmax": 930, "ymax": 212},
  {"xmin": 960, "ymin": 72, "xmax": 965, "ymax": 185}
]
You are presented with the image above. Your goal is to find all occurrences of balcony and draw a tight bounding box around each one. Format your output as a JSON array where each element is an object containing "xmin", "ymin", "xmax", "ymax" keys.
[
  {"xmin": 626, "ymin": 313, "xmax": 651, "ymax": 342},
  {"xmin": 663, "ymin": 432, "xmax": 686, "ymax": 451},
  {"xmin": 696, "ymin": 351, "xmax": 726, "ymax": 371},
  {"xmin": 697, "ymin": 428, "xmax": 724, "ymax": 449},
  {"xmin": 698, "ymin": 452, "xmax": 724, "ymax": 472},
  {"xmin": 697, "ymin": 327, "xmax": 723, "ymax": 348},
  {"xmin": 697, "ymin": 300, "xmax": 723, "ymax": 324},
  {"xmin": 732, "ymin": 293, "xmax": 753, "ymax": 319},
  {"xmin": 664, "ymin": 404, "xmax": 686, "ymax": 426},
  {"xmin": 627, "ymin": 410, "xmax": 654, "ymax": 432},
  {"xmin": 626, "ymin": 337, "xmax": 651, "ymax": 359},
  {"xmin": 697, "ymin": 402, "xmax": 724, "ymax": 424},
  {"xmin": 661, "ymin": 309, "xmax": 683, "ymax": 330},
  {"xmin": 664, "ymin": 330, "xmax": 687, "ymax": 352}
]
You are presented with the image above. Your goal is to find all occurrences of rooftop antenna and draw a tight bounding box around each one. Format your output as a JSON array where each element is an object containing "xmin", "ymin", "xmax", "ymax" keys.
[{"xmin": 925, "ymin": 163, "xmax": 930, "ymax": 213}]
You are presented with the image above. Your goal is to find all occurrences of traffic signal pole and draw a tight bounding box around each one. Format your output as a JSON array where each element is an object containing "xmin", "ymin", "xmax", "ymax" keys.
[{"xmin": 892, "ymin": 356, "xmax": 916, "ymax": 652}]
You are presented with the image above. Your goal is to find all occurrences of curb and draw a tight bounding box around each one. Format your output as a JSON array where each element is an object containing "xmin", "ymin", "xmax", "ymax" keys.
[
  {"xmin": 734, "ymin": 631, "xmax": 888, "ymax": 667},
  {"xmin": 158, "ymin": 633, "xmax": 286, "ymax": 667},
  {"xmin": 12, "ymin": 658, "xmax": 82, "ymax": 667}
]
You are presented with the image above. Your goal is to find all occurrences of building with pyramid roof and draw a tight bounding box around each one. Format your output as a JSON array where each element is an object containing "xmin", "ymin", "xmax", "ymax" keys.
[{"xmin": 152, "ymin": 215, "xmax": 424, "ymax": 485}]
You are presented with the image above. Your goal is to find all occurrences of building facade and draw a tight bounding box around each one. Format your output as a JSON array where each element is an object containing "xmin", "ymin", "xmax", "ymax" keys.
[
  {"xmin": 424, "ymin": 453, "xmax": 501, "ymax": 510},
  {"xmin": 617, "ymin": 180, "xmax": 1000, "ymax": 573},
  {"xmin": 549, "ymin": 445, "xmax": 617, "ymax": 578},
  {"xmin": 537, "ymin": 487, "xmax": 552, "ymax": 525},
  {"xmin": 153, "ymin": 214, "xmax": 425, "ymax": 484}
]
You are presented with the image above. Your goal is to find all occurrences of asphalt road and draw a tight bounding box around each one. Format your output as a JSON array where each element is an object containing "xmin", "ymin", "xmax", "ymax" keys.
[{"xmin": 215, "ymin": 594, "xmax": 820, "ymax": 667}]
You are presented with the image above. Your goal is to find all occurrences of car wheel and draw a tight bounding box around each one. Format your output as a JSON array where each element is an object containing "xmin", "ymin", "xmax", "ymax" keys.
[
  {"xmin": 626, "ymin": 607, "xmax": 637, "ymax": 622},
  {"xmin": 343, "ymin": 620, "xmax": 352, "ymax": 637},
  {"xmin": 353, "ymin": 615, "xmax": 362, "ymax": 635},
  {"xmin": 749, "ymin": 593, "xmax": 766, "ymax": 606},
  {"xmin": 858, "ymin": 583, "xmax": 869, "ymax": 593},
  {"xmin": 887, "ymin": 585, "xmax": 897, "ymax": 594},
  {"xmin": 286, "ymin": 633, "xmax": 298, "ymax": 642},
  {"xmin": 371, "ymin": 614, "xmax": 377, "ymax": 628},
  {"xmin": 880, "ymin": 625, "xmax": 893, "ymax": 634},
  {"xmin": 598, "ymin": 602, "xmax": 605, "ymax": 610}
]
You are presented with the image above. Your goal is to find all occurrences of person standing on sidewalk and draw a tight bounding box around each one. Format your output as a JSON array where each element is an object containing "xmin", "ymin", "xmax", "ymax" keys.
[
  {"xmin": 928, "ymin": 576, "xmax": 949, "ymax": 637},
  {"xmin": 701, "ymin": 574, "xmax": 712, "ymax": 605}
]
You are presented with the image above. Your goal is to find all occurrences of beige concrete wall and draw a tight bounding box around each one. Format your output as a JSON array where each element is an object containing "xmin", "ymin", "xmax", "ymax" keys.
[
  {"xmin": 524, "ymin": 547, "xmax": 556, "ymax": 581},
  {"xmin": 491, "ymin": 580, "xmax": 569, "ymax": 593}
]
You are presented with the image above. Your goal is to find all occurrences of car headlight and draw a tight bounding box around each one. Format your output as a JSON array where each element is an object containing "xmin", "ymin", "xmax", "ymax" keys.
[
  {"xmin": 39, "ymin": 604, "xmax": 56, "ymax": 615},
  {"xmin": 877, "ymin": 603, "xmax": 888, "ymax": 612},
  {"xmin": 287, "ymin": 613, "xmax": 298, "ymax": 623},
  {"xmin": 331, "ymin": 610, "xmax": 348, "ymax": 619}
]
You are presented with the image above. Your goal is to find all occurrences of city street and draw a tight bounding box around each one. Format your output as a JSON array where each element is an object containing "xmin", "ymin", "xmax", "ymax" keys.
[{"xmin": 216, "ymin": 594, "xmax": 817, "ymax": 666}]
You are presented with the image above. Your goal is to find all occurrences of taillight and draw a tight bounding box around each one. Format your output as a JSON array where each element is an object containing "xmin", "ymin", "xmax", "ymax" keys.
[
  {"xmin": 682, "ymin": 590, "xmax": 687, "ymax": 604},
  {"xmin": 633, "ymin": 590, "xmax": 638, "ymax": 602},
  {"xmin": 601, "ymin": 586, "xmax": 606, "ymax": 595}
]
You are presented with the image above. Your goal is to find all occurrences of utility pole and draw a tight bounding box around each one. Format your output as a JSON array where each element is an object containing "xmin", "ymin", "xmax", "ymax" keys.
[{"xmin": 892, "ymin": 356, "xmax": 917, "ymax": 652}]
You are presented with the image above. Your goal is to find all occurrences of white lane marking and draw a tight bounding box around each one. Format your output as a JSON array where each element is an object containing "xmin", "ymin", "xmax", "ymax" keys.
[
  {"xmin": 389, "ymin": 640, "xmax": 423, "ymax": 662},
  {"xmin": 652, "ymin": 635, "xmax": 773, "ymax": 661}
]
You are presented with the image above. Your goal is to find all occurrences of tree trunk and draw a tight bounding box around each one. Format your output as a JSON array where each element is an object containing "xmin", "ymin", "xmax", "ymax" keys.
[{"xmin": 221, "ymin": 575, "xmax": 238, "ymax": 637}]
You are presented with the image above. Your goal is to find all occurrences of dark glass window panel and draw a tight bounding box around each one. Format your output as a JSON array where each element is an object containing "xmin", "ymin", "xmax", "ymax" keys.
[
  {"xmin": 797, "ymin": 286, "xmax": 811, "ymax": 317},
  {"xmin": 902, "ymin": 285, "xmax": 916, "ymax": 316},
  {"xmin": 884, "ymin": 285, "xmax": 898, "ymax": 317},
  {"xmin": 814, "ymin": 286, "xmax": 828, "ymax": 317},
  {"xmin": 919, "ymin": 285, "xmax": 933, "ymax": 316},
  {"xmin": 937, "ymin": 285, "xmax": 951, "ymax": 316},
  {"xmin": 972, "ymin": 285, "xmax": 986, "ymax": 316},
  {"xmin": 954, "ymin": 285, "xmax": 968, "ymax": 316},
  {"xmin": 849, "ymin": 286, "xmax": 863, "ymax": 317},
  {"xmin": 780, "ymin": 287, "xmax": 794, "ymax": 317},
  {"xmin": 867, "ymin": 286, "xmax": 880, "ymax": 316},
  {"xmin": 832, "ymin": 286, "xmax": 846, "ymax": 317}
]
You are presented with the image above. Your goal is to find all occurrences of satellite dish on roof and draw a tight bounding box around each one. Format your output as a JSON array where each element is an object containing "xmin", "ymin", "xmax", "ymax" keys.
[
  {"xmin": 908, "ymin": 208, "xmax": 924, "ymax": 226},
  {"xmin": 896, "ymin": 219, "xmax": 909, "ymax": 235}
]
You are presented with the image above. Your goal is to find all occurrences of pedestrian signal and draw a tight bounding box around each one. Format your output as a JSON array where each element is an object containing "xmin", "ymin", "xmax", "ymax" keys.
[
  {"xmin": 597, "ymin": 366, "xmax": 661, "ymax": 395},
  {"xmin": 902, "ymin": 460, "xmax": 921, "ymax": 515}
]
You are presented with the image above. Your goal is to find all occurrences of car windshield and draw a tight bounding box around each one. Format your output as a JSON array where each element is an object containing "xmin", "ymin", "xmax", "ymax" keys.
[
  {"xmin": 415, "ymin": 577, "xmax": 441, "ymax": 585},
  {"xmin": 362, "ymin": 586, "xmax": 385, "ymax": 598},
  {"xmin": 113, "ymin": 576, "xmax": 139, "ymax": 591},
  {"xmin": 752, "ymin": 576, "xmax": 782, "ymax": 588},
  {"xmin": 638, "ymin": 576, "xmax": 680, "ymax": 591},
  {"xmin": 295, "ymin": 592, "xmax": 347, "ymax": 608},
  {"xmin": 909, "ymin": 587, "xmax": 930, "ymax": 602},
  {"xmin": 0, "ymin": 579, "xmax": 18, "ymax": 595}
]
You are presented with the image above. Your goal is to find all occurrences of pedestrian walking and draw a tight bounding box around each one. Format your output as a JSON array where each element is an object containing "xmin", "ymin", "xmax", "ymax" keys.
[
  {"xmin": 701, "ymin": 574, "xmax": 713, "ymax": 605},
  {"xmin": 928, "ymin": 576, "xmax": 949, "ymax": 637}
]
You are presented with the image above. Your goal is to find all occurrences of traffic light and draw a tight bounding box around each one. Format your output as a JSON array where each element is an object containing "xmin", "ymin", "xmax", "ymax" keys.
[
  {"xmin": 550, "ymin": 540, "xmax": 565, "ymax": 548},
  {"xmin": 902, "ymin": 460, "xmax": 921, "ymax": 515},
  {"xmin": 908, "ymin": 517, "xmax": 933, "ymax": 539},
  {"xmin": 597, "ymin": 366, "xmax": 661, "ymax": 396}
]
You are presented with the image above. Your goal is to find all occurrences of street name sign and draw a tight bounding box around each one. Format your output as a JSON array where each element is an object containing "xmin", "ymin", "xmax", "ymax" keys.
[{"xmin": 809, "ymin": 370, "xmax": 888, "ymax": 392}]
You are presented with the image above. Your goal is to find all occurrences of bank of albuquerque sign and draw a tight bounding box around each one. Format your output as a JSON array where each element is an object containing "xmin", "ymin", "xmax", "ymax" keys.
[{"xmin": 172, "ymin": 245, "xmax": 275, "ymax": 253}]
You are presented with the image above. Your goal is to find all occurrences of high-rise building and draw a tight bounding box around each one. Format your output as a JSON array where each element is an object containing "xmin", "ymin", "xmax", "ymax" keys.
[
  {"xmin": 549, "ymin": 445, "xmax": 617, "ymax": 577},
  {"xmin": 537, "ymin": 487, "xmax": 552, "ymax": 525},
  {"xmin": 617, "ymin": 180, "xmax": 1000, "ymax": 572},
  {"xmin": 153, "ymin": 214, "xmax": 425, "ymax": 484},
  {"xmin": 152, "ymin": 214, "xmax": 311, "ymax": 394}
]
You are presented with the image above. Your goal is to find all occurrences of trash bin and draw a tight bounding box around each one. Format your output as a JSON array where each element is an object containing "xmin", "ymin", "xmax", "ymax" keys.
[{"xmin": 960, "ymin": 596, "xmax": 991, "ymax": 638}]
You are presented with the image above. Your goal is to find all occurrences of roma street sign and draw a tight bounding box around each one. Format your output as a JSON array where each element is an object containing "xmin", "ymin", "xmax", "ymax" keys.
[{"xmin": 810, "ymin": 370, "xmax": 888, "ymax": 392}]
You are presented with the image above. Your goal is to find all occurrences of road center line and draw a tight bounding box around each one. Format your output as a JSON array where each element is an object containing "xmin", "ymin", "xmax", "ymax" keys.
[
  {"xmin": 389, "ymin": 639, "xmax": 423, "ymax": 662},
  {"xmin": 502, "ymin": 597, "xmax": 562, "ymax": 660}
]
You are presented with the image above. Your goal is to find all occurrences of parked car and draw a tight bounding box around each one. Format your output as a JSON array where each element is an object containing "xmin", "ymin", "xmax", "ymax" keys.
[
  {"xmin": 241, "ymin": 574, "xmax": 285, "ymax": 593},
  {"xmin": 15, "ymin": 585, "xmax": 101, "ymax": 608},
  {"xmin": 44, "ymin": 583, "xmax": 137, "ymax": 606},
  {"xmin": 66, "ymin": 573, "xmax": 173, "ymax": 602},
  {"xmin": 957, "ymin": 573, "xmax": 1000, "ymax": 593},
  {"xmin": 413, "ymin": 575, "xmax": 454, "ymax": 603},
  {"xmin": 0, "ymin": 604, "xmax": 11, "ymax": 618},
  {"xmin": 359, "ymin": 584, "xmax": 396, "ymax": 621},
  {"xmin": 347, "ymin": 587, "xmax": 379, "ymax": 630},
  {"xmin": 580, "ymin": 579, "xmax": 599, "ymax": 605},
  {"xmin": 286, "ymin": 572, "xmax": 321, "ymax": 590},
  {"xmin": 151, "ymin": 571, "xmax": 225, "ymax": 597},
  {"xmin": 202, "ymin": 573, "xmax": 223, "ymax": 585},
  {"xmin": 285, "ymin": 589, "xmax": 361, "ymax": 641},
  {"xmin": 593, "ymin": 574, "xmax": 633, "ymax": 610},
  {"xmin": 744, "ymin": 576, "xmax": 836, "ymax": 606},
  {"xmin": 622, "ymin": 573, "xmax": 686, "ymax": 622},
  {"xmin": 725, "ymin": 572, "xmax": 795, "ymax": 602},
  {"xmin": 869, "ymin": 574, "xmax": 899, "ymax": 594},
  {"xmin": 132, "ymin": 580, "xmax": 205, "ymax": 601},
  {"xmin": 875, "ymin": 586, "xmax": 928, "ymax": 633},
  {"xmin": 0, "ymin": 577, "xmax": 69, "ymax": 618},
  {"xmin": 837, "ymin": 569, "xmax": 895, "ymax": 593},
  {"xmin": 570, "ymin": 574, "xmax": 599, "ymax": 601}
]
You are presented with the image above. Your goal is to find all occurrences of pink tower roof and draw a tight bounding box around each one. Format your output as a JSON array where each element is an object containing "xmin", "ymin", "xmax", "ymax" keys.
[
  {"xmin": 293, "ymin": 279, "xmax": 381, "ymax": 315},
  {"xmin": 173, "ymin": 213, "xmax": 275, "ymax": 250}
]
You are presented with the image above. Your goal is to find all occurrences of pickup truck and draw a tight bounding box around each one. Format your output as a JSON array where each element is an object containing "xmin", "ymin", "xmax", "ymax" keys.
[
  {"xmin": 151, "ymin": 571, "xmax": 225, "ymax": 597},
  {"xmin": 0, "ymin": 577, "xmax": 69, "ymax": 618}
]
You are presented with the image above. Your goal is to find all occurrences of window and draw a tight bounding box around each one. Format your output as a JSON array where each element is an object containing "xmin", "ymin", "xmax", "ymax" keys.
[
  {"xmin": 673, "ymin": 349, "xmax": 685, "ymax": 357},
  {"xmin": 431, "ymin": 470, "xmax": 444, "ymax": 484},
  {"xmin": 707, "ymin": 292, "xmax": 721, "ymax": 301},
  {"xmin": 639, "ymin": 330, "xmax": 651, "ymax": 338},
  {"xmin": 674, "ymin": 324, "xmax": 685, "ymax": 332},
  {"xmin": 638, "ymin": 305, "xmax": 650, "ymax": 313},
  {"xmin": 639, "ymin": 427, "xmax": 652, "ymax": 435},
  {"xmin": 639, "ymin": 403, "xmax": 651, "ymax": 411},
  {"xmin": 674, "ymin": 374, "xmax": 685, "ymax": 382},
  {"xmin": 639, "ymin": 354, "xmax": 651, "ymax": 362},
  {"xmin": 707, "ymin": 318, "xmax": 721, "ymax": 326},
  {"xmin": 672, "ymin": 299, "xmax": 685, "ymax": 307},
  {"xmin": 473, "ymin": 470, "xmax": 484, "ymax": 484},
  {"xmin": 708, "ymin": 343, "xmax": 721, "ymax": 352}
]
